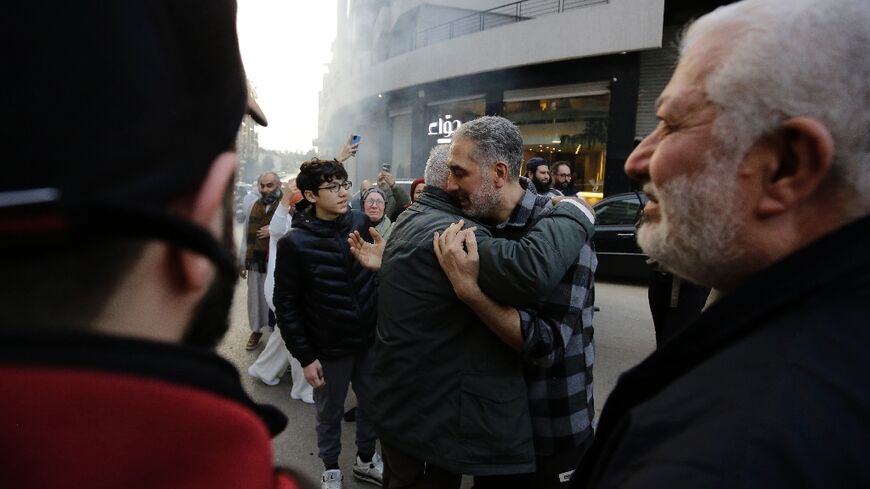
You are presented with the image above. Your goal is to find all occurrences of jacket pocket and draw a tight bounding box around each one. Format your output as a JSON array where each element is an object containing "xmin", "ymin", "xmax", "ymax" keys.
[{"xmin": 458, "ymin": 374, "xmax": 534, "ymax": 463}]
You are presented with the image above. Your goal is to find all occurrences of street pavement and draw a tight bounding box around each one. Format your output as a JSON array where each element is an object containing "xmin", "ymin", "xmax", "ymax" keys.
[{"xmin": 217, "ymin": 278, "xmax": 655, "ymax": 488}]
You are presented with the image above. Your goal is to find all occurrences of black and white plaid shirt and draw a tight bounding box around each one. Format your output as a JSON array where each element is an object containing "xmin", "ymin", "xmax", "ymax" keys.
[{"xmin": 494, "ymin": 178, "xmax": 597, "ymax": 455}]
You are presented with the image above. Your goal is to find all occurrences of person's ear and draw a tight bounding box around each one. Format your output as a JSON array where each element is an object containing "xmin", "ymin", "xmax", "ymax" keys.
[
  {"xmin": 179, "ymin": 151, "xmax": 238, "ymax": 290},
  {"xmin": 303, "ymin": 189, "xmax": 318, "ymax": 204},
  {"xmin": 494, "ymin": 161, "xmax": 509, "ymax": 188},
  {"xmin": 755, "ymin": 117, "xmax": 834, "ymax": 217}
]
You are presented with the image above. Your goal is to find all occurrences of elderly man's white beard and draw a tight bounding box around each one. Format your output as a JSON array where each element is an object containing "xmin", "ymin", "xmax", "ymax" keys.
[{"xmin": 637, "ymin": 160, "xmax": 746, "ymax": 289}]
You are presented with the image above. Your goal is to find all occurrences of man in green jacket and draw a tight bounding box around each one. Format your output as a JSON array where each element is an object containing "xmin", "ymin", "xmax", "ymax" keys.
[{"xmin": 364, "ymin": 118, "xmax": 594, "ymax": 488}]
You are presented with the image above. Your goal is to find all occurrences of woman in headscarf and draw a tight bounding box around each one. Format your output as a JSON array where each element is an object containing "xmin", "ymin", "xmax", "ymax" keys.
[
  {"xmin": 396, "ymin": 177, "xmax": 425, "ymax": 220},
  {"xmin": 361, "ymin": 187, "xmax": 393, "ymax": 241},
  {"xmin": 409, "ymin": 177, "xmax": 425, "ymax": 204}
]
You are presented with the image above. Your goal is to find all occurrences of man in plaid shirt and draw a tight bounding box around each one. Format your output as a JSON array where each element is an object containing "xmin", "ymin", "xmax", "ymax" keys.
[{"xmin": 435, "ymin": 175, "xmax": 596, "ymax": 489}]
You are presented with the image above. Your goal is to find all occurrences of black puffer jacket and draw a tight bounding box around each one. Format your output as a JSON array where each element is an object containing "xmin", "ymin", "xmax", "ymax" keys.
[{"xmin": 273, "ymin": 208, "xmax": 378, "ymax": 367}]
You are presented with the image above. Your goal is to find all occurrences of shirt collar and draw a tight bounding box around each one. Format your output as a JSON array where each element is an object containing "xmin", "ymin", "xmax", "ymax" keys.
[{"xmin": 496, "ymin": 176, "xmax": 551, "ymax": 230}]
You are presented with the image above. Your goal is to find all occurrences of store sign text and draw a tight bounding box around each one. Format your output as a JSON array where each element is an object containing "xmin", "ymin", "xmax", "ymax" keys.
[{"xmin": 429, "ymin": 114, "xmax": 462, "ymax": 144}]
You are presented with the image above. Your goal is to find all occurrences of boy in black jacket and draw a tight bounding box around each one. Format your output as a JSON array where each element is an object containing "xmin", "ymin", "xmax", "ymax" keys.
[{"xmin": 274, "ymin": 159, "xmax": 382, "ymax": 489}]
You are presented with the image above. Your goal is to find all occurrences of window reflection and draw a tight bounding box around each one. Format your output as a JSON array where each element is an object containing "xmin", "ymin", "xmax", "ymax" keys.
[{"xmin": 504, "ymin": 91, "xmax": 610, "ymax": 200}]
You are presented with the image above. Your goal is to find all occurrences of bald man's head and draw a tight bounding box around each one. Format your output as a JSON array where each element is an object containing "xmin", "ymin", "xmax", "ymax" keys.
[{"xmin": 258, "ymin": 172, "xmax": 281, "ymax": 200}]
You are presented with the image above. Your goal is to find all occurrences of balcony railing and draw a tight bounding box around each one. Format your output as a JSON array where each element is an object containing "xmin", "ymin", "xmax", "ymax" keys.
[{"xmin": 408, "ymin": 0, "xmax": 608, "ymax": 55}]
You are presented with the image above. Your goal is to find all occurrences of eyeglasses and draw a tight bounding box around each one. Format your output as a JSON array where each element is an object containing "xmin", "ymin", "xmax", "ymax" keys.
[
  {"xmin": 318, "ymin": 181, "xmax": 352, "ymax": 194},
  {"xmin": 364, "ymin": 199, "xmax": 385, "ymax": 207}
]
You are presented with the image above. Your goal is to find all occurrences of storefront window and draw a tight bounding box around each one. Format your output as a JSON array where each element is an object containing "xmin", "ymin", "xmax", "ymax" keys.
[
  {"xmin": 390, "ymin": 110, "xmax": 412, "ymax": 178},
  {"xmin": 425, "ymin": 96, "xmax": 486, "ymax": 150},
  {"xmin": 503, "ymin": 84, "xmax": 610, "ymax": 201}
]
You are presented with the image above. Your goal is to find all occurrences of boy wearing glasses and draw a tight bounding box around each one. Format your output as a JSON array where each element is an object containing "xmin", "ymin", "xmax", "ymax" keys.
[{"xmin": 274, "ymin": 158, "xmax": 383, "ymax": 489}]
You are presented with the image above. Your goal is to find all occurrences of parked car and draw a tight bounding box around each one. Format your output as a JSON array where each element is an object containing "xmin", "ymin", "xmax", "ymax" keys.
[{"xmin": 592, "ymin": 191, "xmax": 650, "ymax": 281}]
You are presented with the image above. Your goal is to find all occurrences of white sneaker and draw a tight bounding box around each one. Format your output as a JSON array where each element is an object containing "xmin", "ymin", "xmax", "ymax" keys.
[
  {"xmin": 352, "ymin": 453, "xmax": 383, "ymax": 486},
  {"xmin": 321, "ymin": 469, "xmax": 343, "ymax": 489}
]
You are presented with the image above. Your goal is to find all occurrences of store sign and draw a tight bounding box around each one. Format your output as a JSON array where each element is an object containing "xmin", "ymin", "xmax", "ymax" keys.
[{"xmin": 428, "ymin": 114, "xmax": 462, "ymax": 144}]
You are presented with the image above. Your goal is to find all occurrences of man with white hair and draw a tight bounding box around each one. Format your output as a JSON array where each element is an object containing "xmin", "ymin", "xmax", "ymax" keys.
[
  {"xmin": 569, "ymin": 0, "xmax": 870, "ymax": 487},
  {"xmin": 352, "ymin": 138, "xmax": 595, "ymax": 488}
]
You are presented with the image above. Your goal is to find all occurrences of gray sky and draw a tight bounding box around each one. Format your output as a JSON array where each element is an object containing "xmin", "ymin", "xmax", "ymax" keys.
[{"xmin": 237, "ymin": 1, "xmax": 337, "ymax": 153}]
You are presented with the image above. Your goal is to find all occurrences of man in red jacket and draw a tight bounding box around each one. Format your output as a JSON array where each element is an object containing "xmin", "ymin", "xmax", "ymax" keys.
[{"xmin": 0, "ymin": 2, "xmax": 310, "ymax": 488}]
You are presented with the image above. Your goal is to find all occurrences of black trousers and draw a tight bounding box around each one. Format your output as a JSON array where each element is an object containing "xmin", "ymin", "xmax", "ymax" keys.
[
  {"xmin": 381, "ymin": 442, "xmax": 462, "ymax": 489},
  {"xmin": 532, "ymin": 437, "xmax": 593, "ymax": 489},
  {"xmin": 475, "ymin": 437, "xmax": 592, "ymax": 489},
  {"xmin": 383, "ymin": 438, "xmax": 591, "ymax": 489},
  {"xmin": 474, "ymin": 473, "xmax": 534, "ymax": 489}
]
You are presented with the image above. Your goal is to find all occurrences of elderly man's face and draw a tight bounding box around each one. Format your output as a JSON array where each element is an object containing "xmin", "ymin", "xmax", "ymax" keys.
[
  {"xmin": 624, "ymin": 28, "xmax": 750, "ymax": 287},
  {"xmin": 446, "ymin": 137, "xmax": 500, "ymax": 219},
  {"xmin": 259, "ymin": 174, "xmax": 280, "ymax": 198}
]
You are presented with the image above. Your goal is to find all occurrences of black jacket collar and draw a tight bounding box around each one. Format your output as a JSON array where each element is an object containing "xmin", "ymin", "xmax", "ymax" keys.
[
  {"xmin": 292, "ymin": 206, "xmax": 365, "ymax": 236},
  {"xmin": 415, "ymin": 187, "xmax": 460, "ymax": 214},
  {"xmin": 574, "ymin": 214, "xmax": 870, "ymax": 487}
]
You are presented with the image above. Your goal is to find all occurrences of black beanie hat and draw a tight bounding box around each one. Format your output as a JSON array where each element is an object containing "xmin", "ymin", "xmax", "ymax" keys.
[
  {"xmin": 0, "ymin": 1, "xmax": 247, "ymax": 275},
  {"xmin": 525, "ymin": 157, "xmax": 548, "ymax": 173}
]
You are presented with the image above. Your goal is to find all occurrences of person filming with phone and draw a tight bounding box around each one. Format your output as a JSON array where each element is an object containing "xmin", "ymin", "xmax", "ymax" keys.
[{"xmin": 376, "ymin": 163, "xmax": 410, "ymax": 223}]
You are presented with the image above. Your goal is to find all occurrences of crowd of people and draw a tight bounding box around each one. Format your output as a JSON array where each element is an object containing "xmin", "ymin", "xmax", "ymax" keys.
[
  {"xmin": 2, "ymin": 0, "xmax": 868, "ymax": 489},
  {"xmin": 240, "ymin": 119, "xmax": 599, "ymax": 489}
]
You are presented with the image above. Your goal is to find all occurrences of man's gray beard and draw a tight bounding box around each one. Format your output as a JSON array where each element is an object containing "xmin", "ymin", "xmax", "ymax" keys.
[
  {"xmin": 261, "ymin": 189, "xmax": 282, "ymax": 206},
  {"xmin": 463, "ymin": 168, "xmax": 501, "ymax": 219},
  {"xmin": 637, "ymin": 159, "xmax": 747, "ymax": 289}
]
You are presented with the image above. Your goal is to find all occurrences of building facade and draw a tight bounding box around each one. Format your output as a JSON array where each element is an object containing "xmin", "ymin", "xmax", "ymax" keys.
[
  {"xmin": 237, "ymin": 82, "xmax": 263, "ymax": 185},
  {"xmin": 317, "ymin": 0, "xmax": 734, "ymax": 199}
]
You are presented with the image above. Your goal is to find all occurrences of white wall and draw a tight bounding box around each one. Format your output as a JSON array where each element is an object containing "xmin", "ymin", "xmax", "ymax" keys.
[{"xmin": 325, "ymin": 0, "xmax": 664, "ymax": 125}]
